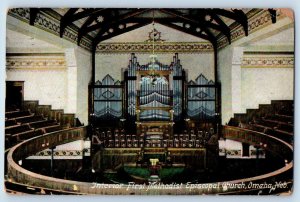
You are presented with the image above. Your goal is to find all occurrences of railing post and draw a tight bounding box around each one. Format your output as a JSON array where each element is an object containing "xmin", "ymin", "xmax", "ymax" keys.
[{"xmin": 50, "ymin": 146, "xmax": 56, "ymax": 177}]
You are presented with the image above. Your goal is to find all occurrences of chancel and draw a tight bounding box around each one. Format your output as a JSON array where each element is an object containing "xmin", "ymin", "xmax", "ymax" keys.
[{"xmin": 4, "ymin": 8, "xmax": 294, "ymax": 195}]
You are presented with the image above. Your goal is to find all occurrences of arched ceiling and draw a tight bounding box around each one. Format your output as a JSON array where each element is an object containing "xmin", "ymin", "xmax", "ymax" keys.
[{"xmin": 26, "ymin": 8, "xmax": 278, "ymax": 51}]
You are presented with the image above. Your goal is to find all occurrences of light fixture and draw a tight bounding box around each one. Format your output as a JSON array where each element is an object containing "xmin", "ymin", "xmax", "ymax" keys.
[
  {"xmin": 205, "ymin": 15, "xmax": 212, "ymax": 22},
  {"xmin": 97, "ymin": 16, "xmax": 104, "ymax": 23},
  {"xmin": 185, "ymin": 23, "xmax": 191, "ymax": 28},
  {"xmin": 141, "ymin": 10, "xmax": 168, "ymax": 86}
]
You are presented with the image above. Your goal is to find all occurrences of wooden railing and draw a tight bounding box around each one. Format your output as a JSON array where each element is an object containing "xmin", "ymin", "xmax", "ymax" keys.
[
  {"xmin": 223, "ymin": 126, "xmax": 293, "ymax": 161},
  {"xmin": 6, "ymin": 126, "xmax": 293, "ymax": 195}
]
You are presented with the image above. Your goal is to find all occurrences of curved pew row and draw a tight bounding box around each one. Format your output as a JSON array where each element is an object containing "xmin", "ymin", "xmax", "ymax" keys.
[{"xmin": 6, "ymin": 126, "xmax": 293, "ymax": 195}]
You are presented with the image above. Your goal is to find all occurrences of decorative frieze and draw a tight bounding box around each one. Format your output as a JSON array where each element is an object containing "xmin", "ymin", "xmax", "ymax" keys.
[
  {"xmin": 8, "ymin": 8, "xmax": 92, "ymax": 50},
  {"xmin": 26, "ymin": 148, "xmax": 90, "ymax": 159},
  {"xmin": 217, "ymin": 10, "xmax": 285, "ymax": 48},
  {"xmin": 35, "ymin": 149, "xmax": 89, "ymax": 156},
  {"xmin": 242, "ymin": 54, "xmax": 294, "ymax": 68},
  {"xmin": 96, "ymin": 42, "xmax": 213, "ymax": 53},
  {"xmin": 8, "ymin": 8, "xmax": 291, "ymax": 51},
  {"xmin": 6, "ymin": 54, "xmax": 67, "ymax": 70}
]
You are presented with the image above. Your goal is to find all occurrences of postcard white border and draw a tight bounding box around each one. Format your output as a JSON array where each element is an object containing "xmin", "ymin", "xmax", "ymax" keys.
[{"xmin": 0, "ymin": 0, "xmax": 299, "ymax": 202}]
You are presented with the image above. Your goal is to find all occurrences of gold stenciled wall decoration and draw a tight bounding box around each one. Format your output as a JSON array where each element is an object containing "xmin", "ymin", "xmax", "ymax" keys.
[
  {"xmin": 96, "ymin": 42, "xmax": 213, "ymax": 54},
  {"xmin": 242, "ymin": 53, "xmax": 294, "ymax": 68},
  {"xmin": 6, "ymin": 53, "xmax": 66, "ymax": 70}
]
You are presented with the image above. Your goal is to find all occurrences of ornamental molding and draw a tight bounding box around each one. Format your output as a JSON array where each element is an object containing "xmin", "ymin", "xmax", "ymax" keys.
[
  {"xmin": 217, "ymin": 10, "xmax": 285, "ymax": 48},
  {"xmin": 27, "ymin": 148, "xmax": 91, "ymax": 159},
  {"xmin": 8, "ymin": 8, "xmax": 92, "ymax": 50},
  {"xmin": 96, "ymin": 42, "xmax": 213, "ymax": 53},
  {"xmin": 6, "ymin": 55, "xmax": 67, "ymax": 70},
  {"xmin": 34, "ymin": 149, "xmax": 89, "ymax": 157},
  {"xmin": 225, "ymin": 149, "xmax": 241, "ymax": 156},
  {"xmin": 8, "ymin": 8, "xmax": 290, "ymax": 51},
  {"xmin": 242, "ymin": 54, "xmax": 294, "ymax": 68}
]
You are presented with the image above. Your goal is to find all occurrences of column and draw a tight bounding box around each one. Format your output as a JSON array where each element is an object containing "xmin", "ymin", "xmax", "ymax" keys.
[
  {"xmin": 231, "ymin": 47, "xmax": 244, "ymax": 114},
  {"xmin": 64, "ymin": 48, "xmax": 77, "ymax": 114}
]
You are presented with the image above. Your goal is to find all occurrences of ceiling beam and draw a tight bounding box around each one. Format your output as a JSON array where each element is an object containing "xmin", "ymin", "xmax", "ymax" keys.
[
  {"xmin": 77, "ymin": 16, "xmax": 96, "ymax": 45},
  {"xmin": 165, "ymin": 9, "xmax": 231, "ymax": 44},
  {"xmin": 204, "ymin": 11, "xmax": 231, "ymax": 44},
  {"xmin": 159, "ymin": 9, "xmax": 217, "ymax": 45},
  {"xmin": 60, "ymin": 8, "xmax": 79, "ymax": 37},
  {"xmin": 164, "ymin": 9, "xmax": 227, "ymax": 32},
  {"xmin": 77, "ymin": 9, "xmax": 111, "ymax": 45},
  {"xmin": 54, "ymin": 8, "xmax": 252, "ymax": 49},
  {"xmin": 93, "ymin": 21, "xmax": 152, "ymax": 49},
  {"xmin": 60, "ymin": 8, "xmax": 108, "ymax": 38},
  {"xmin": 155, "ymin": 20, "xmax": 212, "ymax": 43},
  {"xmin": 268, "ymin": 9, "xmax": 277, "ymax": 23},
  {"xmin": 212, "ymin": 9, "xmax": 248, "ymax": 36},
  {"xmin": 232, "ymin": 9, "xmax": 249, "ymax": 36},
  {"xmin": 69, "ymin": 8, "xmax": 107, "ymax": 22},
  {"xmin": 78, "ymin": 9, "xmax": 152, "ymax": 45},
  {"xmin": 29, "ymin": 8, "xmax": 39, "ymax": 26}
]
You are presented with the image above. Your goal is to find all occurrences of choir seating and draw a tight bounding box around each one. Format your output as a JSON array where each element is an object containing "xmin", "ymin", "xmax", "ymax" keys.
[
  {"xmin": 15, "ymin": 115, "xmax": 46, "ymax": 124},
  {"xmin": 5, "ymin": 119, "xmax": 18, "ymax": 128},
  {"xmin": 5, "ymin": 110, "xmax": 32, "ymax": 120},
  {"xmin": 92, "ymin": 126, "xmax": 216, "ymax": 148},
  {"xmin": 5, "ymin": 101, "xmax": 76, "ymax": 149},
  {"xmin": 229, "ymin": 100, "xmax": 294, "ymax": 145}
]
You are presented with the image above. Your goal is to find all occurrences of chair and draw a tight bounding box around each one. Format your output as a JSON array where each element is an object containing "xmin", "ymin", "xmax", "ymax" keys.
[
  {"xmin": 165, "ymin": 134, "xmax": 170, "ymax": 139},
  {"xmin": 174, "ymin": 140, "xmax": 179, "ymax": 148},
  {"xmin": 121, "ymin": 139, "xmax": 126, "ymax": 148},
  {"xmin": 173, "ymin": 134, "xmax": 178, "ymax": 140},
  {"xmin": 195, "ymin": 140, "xmax": 200, "ymax": 148},
  {"xmin": 107, "ymin": 133, "xmax": 113, "ymax": 139},
  {"xmin": 163, "ymin": 140, "xmax": 168, "ymax": 148},
  {"xmin": 146, "ymin": 142, "xmax": 150, "ymax": 148},
  {"xmin": 168, "ymin": 140, "xmax": 173, "ymax": 147},
  {"xmin": 188, "ymin": 140, "xmax": 194, "ymax": 148},
  {"xmin": 133, "ymin": 140, "xmax": 138, "ymax": 148},
  {"xmin": 108, "ymin": 140, "xmax": 114, "ymax": 147},
  {"xmin": 115, "ymin": 140, "xmax": 120, "ymax": 148},
  {"xmin": 182, "ymin": 140, "xmax": 187, "ymax": 148}
]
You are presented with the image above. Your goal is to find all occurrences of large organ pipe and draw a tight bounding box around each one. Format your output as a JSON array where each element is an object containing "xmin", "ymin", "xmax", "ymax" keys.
[
  {"xmin": 159, "ymin": 82, "xmax": 161, "ymax": 104},
  {"xmin": 134, "ymin": 56, "xmax": 179, "ymax": 122}
]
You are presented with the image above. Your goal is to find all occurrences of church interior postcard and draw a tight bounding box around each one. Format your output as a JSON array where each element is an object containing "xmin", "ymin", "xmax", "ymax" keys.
[{"xmin": 4, "ymin": 7, "xmax": 294, "ymax": 195}]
